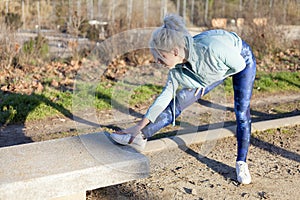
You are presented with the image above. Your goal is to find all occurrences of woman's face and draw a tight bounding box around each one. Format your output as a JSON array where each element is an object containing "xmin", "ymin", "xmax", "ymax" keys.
[{"xmin": 156, "ymin": 49, "xmax": 185, "ymax": 69}]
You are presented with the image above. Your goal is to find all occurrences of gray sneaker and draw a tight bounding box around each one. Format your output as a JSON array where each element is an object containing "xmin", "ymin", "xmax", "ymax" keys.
[
  {"xmin": 110, "ymin": 132, "xmax": 147, "ymax": 152},
  {"xmin": 236, "ymin": 161, "xmax": 252, "ymax": 184}
]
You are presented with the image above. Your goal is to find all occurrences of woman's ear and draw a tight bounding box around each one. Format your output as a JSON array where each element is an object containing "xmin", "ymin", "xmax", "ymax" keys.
[{"xmin": 173, "ymin": 48, "xmax": 179, "ymax": 56}]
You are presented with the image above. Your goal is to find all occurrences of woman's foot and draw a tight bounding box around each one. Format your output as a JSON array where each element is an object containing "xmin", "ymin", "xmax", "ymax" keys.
[
  {"xmin": 110, "ymin": 132, "xmax": 147, "ymax": 152},
  {"xmin": 236, "ymin": 161, "xmax": 252, "ymax": 184}
]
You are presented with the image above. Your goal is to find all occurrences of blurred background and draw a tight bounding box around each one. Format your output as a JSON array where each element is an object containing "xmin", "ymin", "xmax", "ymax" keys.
[
  {"xmin": 0, "ymin": 0, "xmax": 299, "ymax": 61},
  {"xmin": 1, "ymin": 0, "xmax": 299, "ymax": 31},
  {"xmin": 0, "ymin": 0, "xmax": 299, "ymax": 69}
]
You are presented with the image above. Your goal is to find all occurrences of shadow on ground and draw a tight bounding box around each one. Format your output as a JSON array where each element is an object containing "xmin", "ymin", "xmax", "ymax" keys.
[{"xmin": 0, "ymin": 91, "xmax": 100, "ymax": 147}]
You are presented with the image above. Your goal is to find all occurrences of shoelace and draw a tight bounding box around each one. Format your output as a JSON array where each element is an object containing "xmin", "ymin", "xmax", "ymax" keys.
[{"xmin": 238, "ymin": 163, "xmax": 248, "ymax": 176}]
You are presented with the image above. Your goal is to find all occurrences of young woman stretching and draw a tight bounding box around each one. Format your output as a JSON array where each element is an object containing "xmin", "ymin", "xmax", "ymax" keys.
[{"xmin": 111, "ymin": 14, "xmax": 256, "ymax": 184}]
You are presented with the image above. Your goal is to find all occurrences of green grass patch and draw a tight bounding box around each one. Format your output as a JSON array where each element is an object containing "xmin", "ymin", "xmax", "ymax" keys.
[
  {"xmin": 130, "ymin": 84, "xmax": 163, "ymax": 106},
  {"xmin": 254, "ymin": 71, "xmax": 300, "ymax": 93},
  {"xmin": 0, "ymin": 87, "xmax": 73, "ymax": 124},
  {"xmin": 253, "ymin": 125, "xmax": 298, "ymax": 138},
  {"xmin": 95, "ymin": 82, "xmax": 114, "ymax": 110},
  {"xmin": 223, "ymin": 71, "xmax": 300, "ymax": 95}
]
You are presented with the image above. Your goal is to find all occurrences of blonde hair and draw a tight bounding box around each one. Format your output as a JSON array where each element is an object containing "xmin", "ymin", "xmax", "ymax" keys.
[{"xmin": 149, "ymin": 14, "xmax": 190, "ymax": 63}]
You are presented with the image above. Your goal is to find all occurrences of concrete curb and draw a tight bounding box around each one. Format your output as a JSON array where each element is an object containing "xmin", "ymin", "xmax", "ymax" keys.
[{"xmin": 142, "ymin": 115, "xmax": 300, "ymax": 154}]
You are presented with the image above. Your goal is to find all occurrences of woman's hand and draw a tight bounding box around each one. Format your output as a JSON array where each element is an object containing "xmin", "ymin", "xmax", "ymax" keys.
[
  {"xmin": 115, "ymin": 117, "xmax": 150, "ymax": 137},
  {"xmin": 115, "ymin": 125, "xmax": 141, "ymax": 137}
]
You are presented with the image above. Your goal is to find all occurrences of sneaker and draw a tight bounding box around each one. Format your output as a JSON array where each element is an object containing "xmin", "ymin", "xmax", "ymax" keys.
[
  {"xmin": 236, "ymin": 161, "xmax": 252, "ymax": 184},
  {"xmin": 110, "ymin": 132, "xmax": 147, "ymax": 152}
]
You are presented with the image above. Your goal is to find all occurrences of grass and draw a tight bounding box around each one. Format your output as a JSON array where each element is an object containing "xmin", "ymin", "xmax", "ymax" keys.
[
  {"xmin": 223, "ymin": 71, "xmax": 300, "ymax": 95},
  {"xmin": 129, "ymin": 84, "xmax": 163, "ymax": 106},
  {"xmin": 0, "ymin": 87, "xmax": 73, "ymax": 124},
  {"xmin": 253, "ymin": 125, "xmax": 299, "ymax": 139},
  {"xmin": 0, "ymin": 71, "xmax": 299, "ymax": 125},
  {"xmin": 254, "ymin": 71, "xmax": 300, "ymax": 92}
]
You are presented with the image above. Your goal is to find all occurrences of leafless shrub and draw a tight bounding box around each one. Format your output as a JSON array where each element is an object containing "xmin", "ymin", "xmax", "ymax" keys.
[
  {"xmin": 0, "ymin": 22, "xmax": 20, "ymax": 69},
  {"xmin": 239, "ymin": 19, "xmax": 285, "ymax": 59},
  {"xmin": 18, "ymin": 33, "xmax": 50, "ymax": 66}
]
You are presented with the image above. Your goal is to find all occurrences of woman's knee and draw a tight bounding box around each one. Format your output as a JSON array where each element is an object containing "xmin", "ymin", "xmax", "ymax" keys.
[
  {"xmin": 176, "ymin": 88, "xmax": 198, "ymax": 110},
  {"xmin": 235, "ymin": 109, "xmax": 251, "ymax": 124}
]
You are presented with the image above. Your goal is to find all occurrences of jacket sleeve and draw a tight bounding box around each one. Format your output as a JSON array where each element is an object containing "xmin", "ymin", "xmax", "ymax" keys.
[{"xmin": 144, "ymin": 71, "xmax": 178, "ymax": 123}]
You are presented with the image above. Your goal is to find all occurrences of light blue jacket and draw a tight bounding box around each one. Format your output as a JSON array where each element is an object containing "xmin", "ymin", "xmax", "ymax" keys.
[{"xmin": 145, "ymin": 29, "xmax": 246, "ymax": 123}]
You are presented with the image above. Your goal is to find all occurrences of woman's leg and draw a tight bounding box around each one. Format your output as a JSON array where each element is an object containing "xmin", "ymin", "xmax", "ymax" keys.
[
  {"xmin": 142, "ymin": 80, "xmax": 224, "ymax": 138},
  {"xmin": 233, "ymin": 41, "xmax": 256, "ymax": 162}
]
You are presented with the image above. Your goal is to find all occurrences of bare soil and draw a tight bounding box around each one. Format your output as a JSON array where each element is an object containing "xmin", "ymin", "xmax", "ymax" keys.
[
  {"xmin": 82, "ymin": 93, "xmax": 300, "ymax": 200},
  {"xmin": 87, "ymin": 125, "xmax": 300, "ymax": 200}
]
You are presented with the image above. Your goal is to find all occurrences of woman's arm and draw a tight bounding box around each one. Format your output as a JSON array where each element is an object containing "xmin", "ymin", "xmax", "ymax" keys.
[{"xmin": 117, "ymin": 71, "xmax": 178, "ymax": 137}]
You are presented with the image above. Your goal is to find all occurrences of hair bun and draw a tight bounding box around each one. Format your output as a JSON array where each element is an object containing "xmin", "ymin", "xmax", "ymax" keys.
[{"xmin": 163, "ymin": 14, "xmax": 189, "ymax": 35}]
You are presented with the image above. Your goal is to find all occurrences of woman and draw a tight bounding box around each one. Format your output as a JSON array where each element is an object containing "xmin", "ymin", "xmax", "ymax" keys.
[{"xmin": 111, "ymin": 14, "xmax": 256, "ymax": 184}]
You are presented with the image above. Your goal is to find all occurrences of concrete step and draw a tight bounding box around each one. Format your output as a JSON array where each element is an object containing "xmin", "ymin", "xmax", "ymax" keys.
[
  {"xmin": 142, "ymin": 115, "xmax": 300, "ymax": 154},
  {"xmin": 0, "ymin": 132, "xmax": 149, "ymax": 200}
]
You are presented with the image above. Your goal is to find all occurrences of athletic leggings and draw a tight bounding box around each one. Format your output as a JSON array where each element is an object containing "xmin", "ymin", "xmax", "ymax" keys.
[{"xmin": 142, "ymin": 40, "xmax": 256, "ymax": 162}]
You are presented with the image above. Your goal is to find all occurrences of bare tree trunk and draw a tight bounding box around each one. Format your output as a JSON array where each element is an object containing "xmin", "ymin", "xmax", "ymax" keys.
[
  {"xmin": 161, "ymin": 0, "xmax": 167, "ymax": 21},
  {"xmin": 127, "ymin": 0, "xmax": 133, "ymax": 28},
  {"xmin": 222, "ymin": 0, "xmax": 225, "ymax": 17},
  {"xmin": 77, "ymin": 0, "xmax": 81, "ymax": 19},
  {"xmin": 26, "ymin": 0, "xmax": 29, "ymax": 28},
  {"xmin": 239, "ymin": 0, "xmax": 243, "ymax": 12},
  {"xmin": 183, "ymin": 0, "xmax": 186, "ymax": 21},
  {"xmin": 97, "ymin": 0, "xmax": 103, "ymax": 20},
  {"xmin": 254, "ymin": 0, "xmax": 258, "ymax": 17},
  {"xmin": 5, "ymin": 0, "xmax": 8, "ymax": 14},
  {"xmin": 68, "ymin": 0, "xmax": 72, "ymax": 26},
  {"xmin": 283, "ymin": 0, "xmax": 288, "ymax": 24},
  {"xmin": 22, "ymin": 0, "xmax": 25, "ymax": 29},
  {"xmin": 107, "ymin": 0, "xmax": 116, "ymax": 33},
  {"xmin": 269, "ymin": 0, "xmax": 273, "ymax": 17},
  {"xmin": 37, "ymin": 1, "xmax": 40, "ymax": 31},
  {"xmin": 87, "ymin": 0, "xmax": 93, "ymax": 20},
  {"xmin": 144, "ymin": 0, "xmax": 149, "ymax": 26},
  {"xmin": 191, "ymin": 0, "xmax": 195, "ymax": 25},
  {"xmin": 110, "ymin": 0, "xmax": 116, "ymax": 23},
  {"xmin": 176, "ymin": 0, "xmax": 180, "ymax": 15},
  {"xmin": 204, "ymin": 0, "xmax": 209, "ymax": 25},
  {"xmin": 269, "ymin": 0, "xmax": 273, "ymax": 8}
]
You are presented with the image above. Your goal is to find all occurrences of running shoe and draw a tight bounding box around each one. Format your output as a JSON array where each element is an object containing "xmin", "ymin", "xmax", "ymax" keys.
[
  {"xmin": 236, "ymin": 161, "xmax": 252, "ymax": 184},
  {"xmin": 110, "ymin": 132, "xmax": 147, "ymax": 152}
]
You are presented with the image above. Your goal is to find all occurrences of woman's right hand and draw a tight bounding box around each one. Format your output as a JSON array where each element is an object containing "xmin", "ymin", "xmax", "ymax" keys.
[
  {"xmin": 115, "ymin": 125, "xmax": 141, "ymax": 137},
  {"xmin": 115, "ymin": 117, "xmax": 150, "ymax": 138}
]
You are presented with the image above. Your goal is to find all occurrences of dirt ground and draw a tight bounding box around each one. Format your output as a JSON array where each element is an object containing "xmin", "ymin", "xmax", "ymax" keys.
[
  {"xmin": 87, "ymin": 124, "xmax": 300, "ymax": 200},
  {"xmin": 83, "ymin": 93, "xmax": 299, "ymax": 200}
]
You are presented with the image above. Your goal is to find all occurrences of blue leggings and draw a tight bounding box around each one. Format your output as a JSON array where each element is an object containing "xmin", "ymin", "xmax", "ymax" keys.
[{"xmin": 142, "ymin": 40, "xmax": 256, "ymax": 162}]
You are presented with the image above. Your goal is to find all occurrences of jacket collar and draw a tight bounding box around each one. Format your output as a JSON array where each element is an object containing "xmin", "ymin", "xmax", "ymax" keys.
[
  {"xmin": 174, "ymin": 35, "xmax": 198, "ymax": 71},
  {"xmin": 185, "ymin": 35, "xmax": 198, "ymax": 67}
]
